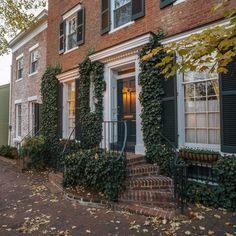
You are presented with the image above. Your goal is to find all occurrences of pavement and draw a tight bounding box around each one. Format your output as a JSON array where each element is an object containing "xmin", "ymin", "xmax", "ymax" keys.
[{"xmin": 0, "ymin": 158, "xmax": 235, "ymax": 236}]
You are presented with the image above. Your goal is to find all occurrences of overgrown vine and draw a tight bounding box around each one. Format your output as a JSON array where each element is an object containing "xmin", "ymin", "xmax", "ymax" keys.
[{"xmin": 78, "ymin": 57, "xmax": 105, "ymax": 149}]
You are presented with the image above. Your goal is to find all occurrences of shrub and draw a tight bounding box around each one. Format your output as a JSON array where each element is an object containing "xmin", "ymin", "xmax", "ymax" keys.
[
  {"xmin": 186, "ymin": 155, "xmax": 236, "ymax": 211},
  {"xmin": 63, "ymin": 149, "xmax": 126, "ymax": 201},
  {"xmin": 19, "ymin": 136, "xmax": 45, "ymax": 169},
  {"xmin": 0, "ymin": 145, "xmax": 17, "ymax": 159}
]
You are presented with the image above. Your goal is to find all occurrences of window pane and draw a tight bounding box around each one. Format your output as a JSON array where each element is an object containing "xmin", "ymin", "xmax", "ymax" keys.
[
  {"xmin": 196, "ymin": 129, "xmax": 207, "ymax": 143},
  {"xmin": 196, "ymin": 113, "xmax": 207, "ymax": 128},
  {"xmin": 185, "ymin": 129, "xmax": 195, "ymax": 143},
  {"xmin": 114, "ymin": 1, "xmax": 131, "ymax": 28},
  {"xmin": 208, "ymin": 113, "xmax": 220, "ymax": 128},
  {"xmin": 184, "ymin": 84, "xmax": 194, "ymax": 98},
  {"xmin": 195, "ymin": 97, "xmax": 206, "ymax": 112},
  {"xmin": 209, "ymin": 129, "xmax": 220, "ymax": 144},
  {"xmin": 185, "ymin": 114, "xmax": 195, "ymax": 127},
  {"xmin": 208, "ymin": 96, "xmax": 219, "ymax": 112},
  {"xmin": 195, "ymin": 82, "xmax": 206, "ymax": 97},
  {"xmin": 185, "ymin": 98, "xmax": 194, "ymax": 112}
]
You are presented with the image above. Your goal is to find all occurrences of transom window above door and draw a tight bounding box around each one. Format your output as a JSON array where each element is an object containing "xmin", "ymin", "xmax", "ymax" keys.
[{"xmin": 183, "ymin": 71, "xmax": 220, "ymax": 147}]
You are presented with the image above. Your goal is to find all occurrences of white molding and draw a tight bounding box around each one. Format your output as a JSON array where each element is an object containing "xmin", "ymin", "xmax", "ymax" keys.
[
  {"xmin": 174, "ymin": 0, "xmax": 186, "ymax": 5},
  {"xmin": 29, "ymin": 43, "xmax": 39, "ymax": 52},
  {"xmin": 16, "ymin": 53, "xmax": 24, "ymax": 61},
  {"xmin": 118, "ymin": 72, "xmax": 135, "ymax": 79},
  {"xmin": 63, "ymin": 4, "xmax": 82, "ymax": 20},
  {"xmin": 89, "ymin": 33, "xmax": 152, "ymax": 62},
  {"xmin": 28, "ymin": 96, "xmax": 37, "ymax": 102},
  {"xmin": 11, "ymin": 22, "xmax": 47, "ymax": 53},
  {"xmin": 57, "ymin": 68, "xmax": 80, "ymax": 82},
  {"xmin": 28, "ymin": 71, "xmax": 38, "ymax": 77},
  {"xmin": 14, "ymin": 99, "xmax": 22, "ymax": 104},
  {"xmin": 161, "ymin": 19, "xmax": 231, "ymax": 45},
  {"xmin": 109, "ymin": 21, "xmax": 135, "ymax": 34},
  {"xmin": 64, "ymin": 46, "xmax": 79, "ymax": 55},
  {"xmin": 15, "ymin": 78, "xmax": 23, "ymax": 83}
]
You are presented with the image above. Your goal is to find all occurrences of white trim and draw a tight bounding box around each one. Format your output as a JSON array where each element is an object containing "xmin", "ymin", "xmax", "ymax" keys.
[
  {"xmin": 173, "ymin": 0, "xmax": 186, "ymax": 5},
  {"xmin": 28, "ymin": 71, "xmax": 38, "ymax": 77},
  {"xmin": 15, "ymin": 78, "xmax": 23, "ymax": 83},
  {"xmin": 160, "ymin": 19, "xmax": 231, "ymax": 45},
  {"xmin": 184, "ymin": 143, "xmax": 220, "ymax": 151},
  {"xmin": 14, "ymin": 99, "xmax": 22, "ymax": 104},
  {"xmin": 89, "ymin": 33, "xmax": 152, "ymax": 62},
  {"xmin": 16, "ymin": 53, "xmax": 24, "ymax": 61},
  {"xmin": 118, "ymin": 72, "xmax": 135, "ymax": 79},
  {"xmin": 11, "ymin": 22, "xmax": 47, "ymax": 53},
  {"xmin": 57, "ymin": 68, "xmax": 80, "ymax": 82},
  {"xmin": 109, "ymin": 21, "xmax": 135, "ymax": 34},
  {"xmin": 29, "ymin": 43, "xmax": 39, "ymax": 52},
  {"xmin": 64, "ymin": 46, "xmax": 79, "ymax": 55},
  {"xmin": 28, "ymin": 96, "xmax": 38, "ymax": 102},
  {"xmin": 63, "ymin": 4, "xmax": 81, "ymax": 20}
]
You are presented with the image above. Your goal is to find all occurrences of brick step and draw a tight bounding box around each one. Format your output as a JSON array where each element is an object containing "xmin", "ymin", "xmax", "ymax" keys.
[
  {"xmin": 112, "ymin": 203, "xmax": 176, "ymax": 219},
  {"xmin": 126, "ymin": 155, "xmax": 146, "ymax": 166},
  {"xmin": 119, "ymin": 190, "xmax": 174, "ymax": 205},
  {"xmin": 125, "ymin": 176, "xmax": 173, "ymax": 190},
  {"xmin": 127, "ymin": 164, "xmax": 160, "ymax": 177}
]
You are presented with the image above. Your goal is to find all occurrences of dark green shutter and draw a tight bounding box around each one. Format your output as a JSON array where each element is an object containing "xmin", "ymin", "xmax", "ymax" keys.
[
  {"xmin": 57, "ymin": 83, "xmax": 63, "ymax": 138},
  {"xmin": 59, "ymin": 21, "xmax": 66, "ymax": 54},
  {"xmin": 101, "ymin": 0, "xmax": 110, "ymax": 34},
  {"xmin": 220, "ymin": 58, "xmax": 236, "ymax": 153},
  {"xmin": 131, "ymin": 0, "xmax": 145, "ymax": 21},
  {"xmin": 75, "ymin": 78, "xmax": 80, "ymax": 140},
  {"xmin": 34, "ymin": 103, "xmax": 42, "ymax": 135},
  {"xmin": 77, "ymin": 8, "xmax": 85, "ymax": 46},
  {"xmin": 162, "ymin": 75, "xmax": 178, "ymax": 147},
  {"xmin": 160, "ymin": 0, "xmax": 176, "ymax": 9}
]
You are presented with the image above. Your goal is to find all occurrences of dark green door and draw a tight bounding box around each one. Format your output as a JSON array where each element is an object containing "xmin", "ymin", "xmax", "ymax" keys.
[{"xmin": 117, "ymin": 77, "xmax": 136, "ymax": 152}]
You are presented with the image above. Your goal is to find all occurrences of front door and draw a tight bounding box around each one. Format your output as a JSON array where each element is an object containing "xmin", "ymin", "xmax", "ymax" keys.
[{"xmin": 117, "ymin": 77, "xmax": 136, "ymax": 152}]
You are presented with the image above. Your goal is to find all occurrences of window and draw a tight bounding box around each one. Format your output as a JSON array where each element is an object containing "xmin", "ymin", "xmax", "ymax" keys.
[
  {"xmin": 113, "ymin": 0, "xmax": 132, "ymax": 28},
  {"xmin": 183, "ymin": 71, "xmax": 220, "ymax": 146},
  {"xmin": 65, "ymin": 81, "xmax": 76, "ymax": 138},
  {"xmin": 16, "ymin": 104, "xmax": 22, "ymax": 137},
  {"xmin": 17, "ymin": 58, "xmax": 23, "ymax": 80},
  {"xmin": 30, "ymin": 50, "xmax": 39, "ymax": 74},
  {"xmin": 90, "ymin": 80, "xmax": 96, "ymax": 112},
  {"xmin": 67, "ymin": 16, "xmax": 77, "ymax": 50}
]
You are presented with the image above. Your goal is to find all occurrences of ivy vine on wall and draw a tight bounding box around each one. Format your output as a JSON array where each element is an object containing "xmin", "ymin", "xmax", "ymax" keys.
[
  {"xmin": 139, "ymin": 33, "xmax": 168, "ymax": 164},
  {"xmin": 78, "ymin": 57, "xmax": 105, "ymax": 149}
]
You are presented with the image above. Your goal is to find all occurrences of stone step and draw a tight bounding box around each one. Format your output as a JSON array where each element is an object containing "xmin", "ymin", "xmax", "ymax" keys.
[
  {"xmin": 126, "ymin": 155, "xmax": 146, "ymax": 166},
  {"xmin": 127, "ymin": 164, "xmax": 160, "ymax": 177},
  {"xmin": 125, "ymin": 176, "xmax": 173, "ymax": 190},
  {"xmin": 119, "ymin": 190, "xmax": 174, "ymax": 206},
  {"xmin": 112, "ymin": 203, "xmax": 176, "ymax": 219}
]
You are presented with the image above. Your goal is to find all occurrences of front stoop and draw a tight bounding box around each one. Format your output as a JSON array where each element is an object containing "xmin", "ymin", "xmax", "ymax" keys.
[{"xmin": 115, "ymin": 153, "xmax": 176, "ymax": 219}]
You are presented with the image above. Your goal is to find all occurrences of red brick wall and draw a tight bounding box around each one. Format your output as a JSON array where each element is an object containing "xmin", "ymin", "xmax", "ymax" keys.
[{"xmin": 47, "ymin": 0, "xmax": 233, "ymax": 72}]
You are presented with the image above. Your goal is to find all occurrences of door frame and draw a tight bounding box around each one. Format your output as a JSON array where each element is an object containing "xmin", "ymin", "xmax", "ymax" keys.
[{"xmin": 103, "ymin": 55, "xmax": 145, "ymax": 155}]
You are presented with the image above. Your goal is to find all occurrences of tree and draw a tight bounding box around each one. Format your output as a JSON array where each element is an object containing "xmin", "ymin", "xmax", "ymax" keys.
[
  {"xmin": 143, "ymin": 0, "xmax": 236, "ymax": 78},
  {"xmin": 0, "ymin": 0, "xmax": 46, "ymax": 55}
]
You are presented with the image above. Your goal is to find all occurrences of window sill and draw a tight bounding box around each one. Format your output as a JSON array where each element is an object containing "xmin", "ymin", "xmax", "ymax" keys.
[
  {"xmin": 173, "ymin": 0, "xmax": 186, "ymax": 5},
  {"xmin": 109, "ymin": 21, "xmax": 135, "ymax": 34},
  {"xmin": 64, "ymin": 46, "xmax": 79, "ymax": 55},
  {"xmin": 13, "ymin": 137, "xmax": 22, "ymax": 143},
  {"xmin": 16, "ymin": 78, "xmax": 23, "ymax": 82},
  {"xmin": 29, "ymin": 71, "xmax": 38, "ymax": 77},
  {"xmin": 184, "ymin": 143, "xmax": 220, "ymax": 151}
]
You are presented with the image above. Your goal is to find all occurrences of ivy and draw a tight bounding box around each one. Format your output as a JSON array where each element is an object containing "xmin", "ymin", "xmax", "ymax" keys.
[
  {"xmin": 139, "ymin": 32, "xmax": 170, "ymax": 165},
  {"xmin": 63, "ymin": 149, "xmax": 126, "ymax": 201},
  {"xmin": 41, "ymin": 65, "xmax": 61, "ymax": 167},
  {"xmin": 78, "ymin": 57, "xmax": 105, "ymax": 149}
]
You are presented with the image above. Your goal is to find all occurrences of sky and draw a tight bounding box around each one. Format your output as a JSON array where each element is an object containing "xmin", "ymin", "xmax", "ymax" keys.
[{"xmin": 0, "ymin": 54, "xmax": 12, "ymax": 86}]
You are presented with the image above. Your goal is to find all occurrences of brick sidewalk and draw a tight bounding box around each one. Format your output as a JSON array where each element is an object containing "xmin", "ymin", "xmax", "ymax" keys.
[{"xmin": 0, "ymin": 160, "xmax": 235, "ymax": 236}]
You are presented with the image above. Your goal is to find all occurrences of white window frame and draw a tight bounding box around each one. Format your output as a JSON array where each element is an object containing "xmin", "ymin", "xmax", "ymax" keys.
[
  {"xmin": 110, "ymin": 0, "xmax": 134, "ymax": 33},
  {"xmin": 29, "ymin": 49, "xmax": 39, "ymax": 75},
  {"xmin": 177, "ymin": 69, "xmax": 221, "ymax": 151},
  {"xmin": 15, "ymin": 104, "xmax": 22, "ymax": 138},
  {"xmin": 66, "ymin": 15, "xmax": 77, "ymax": 51}
]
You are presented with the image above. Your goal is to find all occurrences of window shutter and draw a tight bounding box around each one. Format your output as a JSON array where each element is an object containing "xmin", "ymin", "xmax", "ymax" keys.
[
  {"xmin": 77, "ymin": 8, "xmax": 85, "ymax": 46},
  {"xmin": 160, "ymin": 0, "xmax": 176, "ymax": 9},
  {"xmin": 75, "ymin": 78, "xmax": 81, "ymax": 140},
  {"xmin": 162, "ymin": 75, "xmax": 178, "ymax": 147},
  {"xmin": 59, "ymin": 21, "xmax": 66, "ymax": 54},
  {"xmin": 220, "ymin": 58, "xmax": 236, "ymax": 153},
  {"xmin": 34, "ymin": 103, "xmax": 42, "ymax": 135},
  {"xmin": 131, "ymin": 0, "xmax": 145, "ymax": 21},
  {"xmin": 57, "ymin": 83, "xmax": 63, "ymax": 138},
  {"xmin": 101, "ymin": 0, "xmax": 110, "ymax": 34}
]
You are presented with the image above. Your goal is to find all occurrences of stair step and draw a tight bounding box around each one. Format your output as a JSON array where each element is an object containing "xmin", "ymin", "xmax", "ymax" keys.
[
  {"xmin": 125, "ymin": 176, "xmax": 173, "ymax": 190},
  {"xmin": 119, "ymin": 190, "xmax": 174, "ymax": 205},
  {"xmin": 126, "ymin": 155, "xmax": 146, "ymax": 166},
  {"xmin": 127, "ymin": 164, "xmax": 159, "ymax": 177},
  {"xmin": 113, "ymin": 203, "xmax": 176, "ymax": 219}
]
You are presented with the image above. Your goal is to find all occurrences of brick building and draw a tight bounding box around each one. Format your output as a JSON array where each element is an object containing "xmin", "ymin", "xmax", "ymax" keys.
[
  {"xmin": 47, "ymin": 0, "xmax": 236, "ymax": 155},
  {"xmin": 9, "ymin": 10, "xmax": 47, "ymax": 146}
]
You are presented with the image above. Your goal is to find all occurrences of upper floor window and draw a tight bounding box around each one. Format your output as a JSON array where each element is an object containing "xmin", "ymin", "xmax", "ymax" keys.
[
  {"xmin": 113, "ymin": 0, "xmax": 132, "ymax": 28},
  {"xmin": 30, "ymin": 49, "xmax": 39, "ymax": 74},
  {"xmin": 67, "ymin": 16, "xmax": 77, "ymax": 50},
  {"xmin": 17, "ymin": 57, "xmax": 23, "ymax": 80}
]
